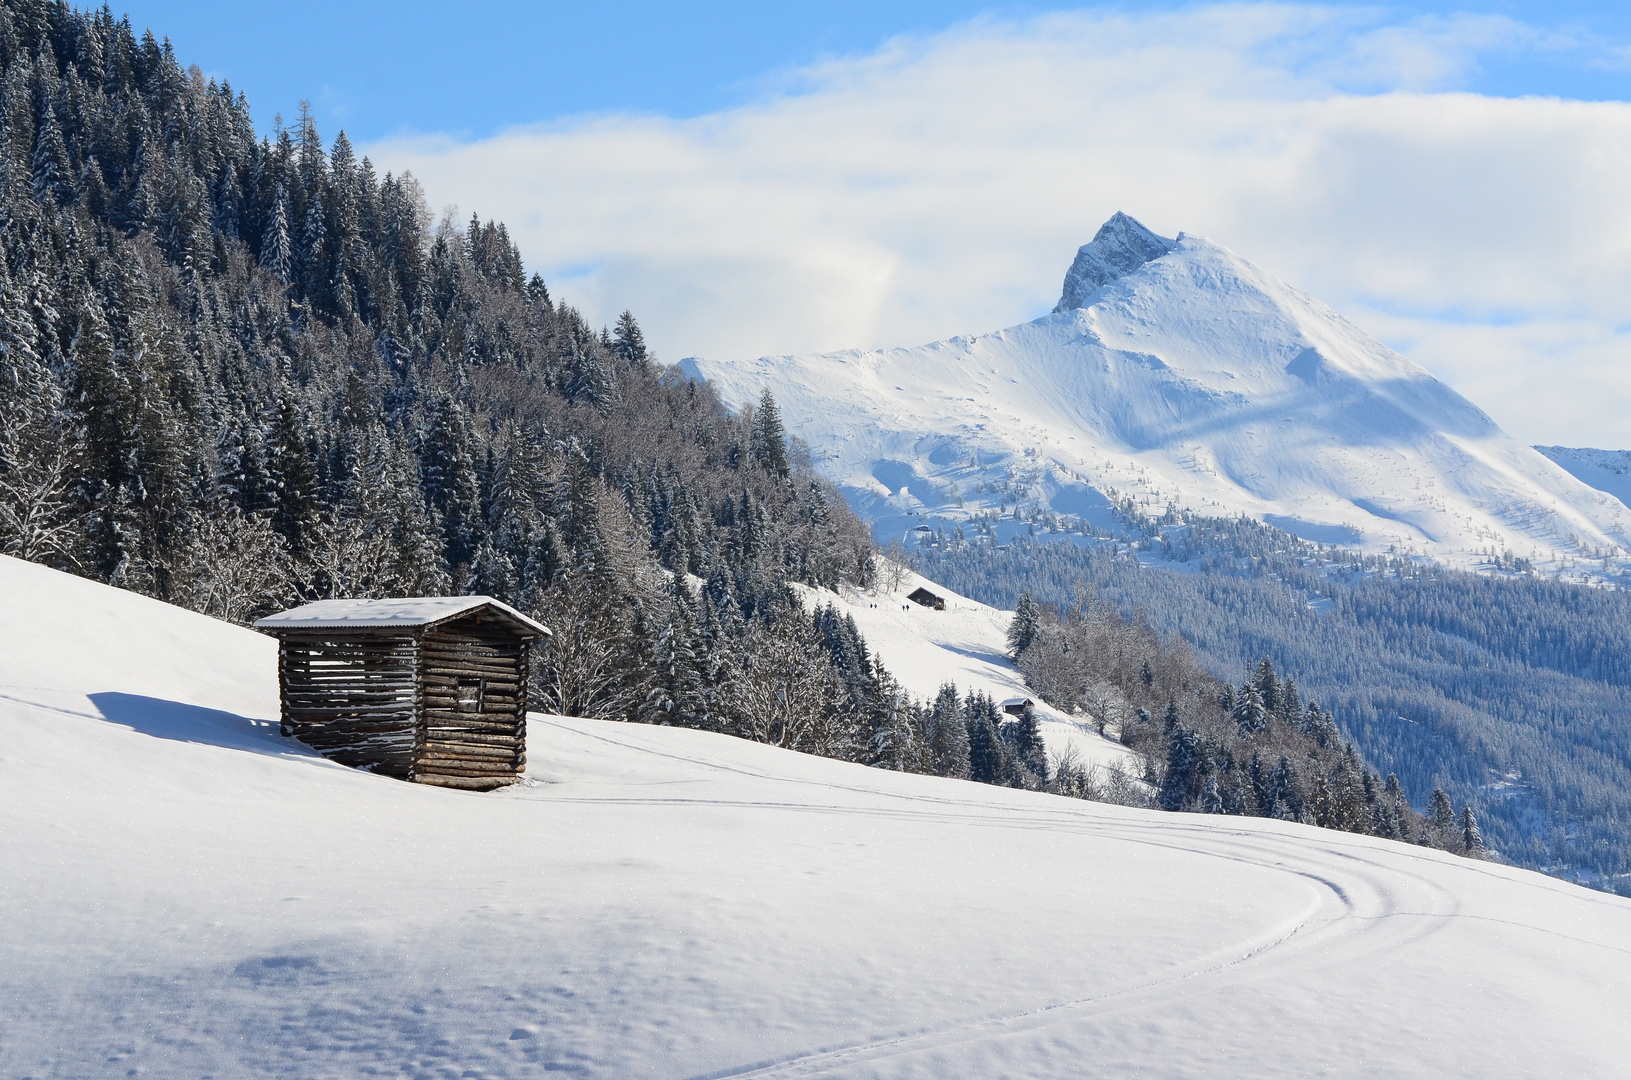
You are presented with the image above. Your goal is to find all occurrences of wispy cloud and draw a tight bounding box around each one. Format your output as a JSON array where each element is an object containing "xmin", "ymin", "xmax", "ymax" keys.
[{"xmin": 367, "ymin": 3, "xmax": 1631, "ymax": 447}]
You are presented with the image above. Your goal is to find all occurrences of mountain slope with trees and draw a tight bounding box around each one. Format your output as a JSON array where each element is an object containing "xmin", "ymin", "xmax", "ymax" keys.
[
  {"xmin": 914, "ymin": 520, "xmax": 1631, "ymax": 890},
  {"xmin": 0, "ymin": 1, "xmax": 1482, "ymax": 862},
  {"xmin": 0, "ymin": 0, "xmax": 890, "ymax": 740}
]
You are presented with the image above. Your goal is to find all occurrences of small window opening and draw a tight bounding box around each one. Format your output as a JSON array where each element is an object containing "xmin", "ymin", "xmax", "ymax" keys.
[{"xmin": 456, "ymin": 678, "xmax": 485, "ymax": 713}]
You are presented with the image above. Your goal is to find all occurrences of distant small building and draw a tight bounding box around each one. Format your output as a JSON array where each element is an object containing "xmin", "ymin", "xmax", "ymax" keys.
[
  {"xmin": 907, "ymin": 587, "xmax": 946, "ymax": 610},
  {"xmin": 254, "ymin": 597, "xmax": 550, "ymax": 791},
  {"xmin": 911, "ymin": 525, "xmax": 934, "ymax": 534},
  {"xmin": 1000, "ymin": 697, "xmax": 1035, "ymax": 717}
]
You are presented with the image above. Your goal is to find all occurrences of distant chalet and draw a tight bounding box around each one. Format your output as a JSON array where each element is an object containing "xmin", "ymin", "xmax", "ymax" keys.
[
  {"xmin": 254, "ymin": 597, "xmax": 550, "ymax": 791},
  {"xmin": 906, "ymin": 587, "xmax": 946, "ymax": 610}
]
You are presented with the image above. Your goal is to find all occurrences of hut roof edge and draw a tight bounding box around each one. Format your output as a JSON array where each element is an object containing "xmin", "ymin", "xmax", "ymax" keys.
[{"xmin": 254, "ymin": 596, "xmax": 550, "ymax": 638}]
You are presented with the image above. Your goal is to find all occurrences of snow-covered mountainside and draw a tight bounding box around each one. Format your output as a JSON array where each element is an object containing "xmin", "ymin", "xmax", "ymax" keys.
[
  {"xmin": 6, "ymin": 558, "xmax": 1631, "ymax": 1078},
  {"xmin": 1536, "ymin": 446, "xmax": 1631, "ymax": 517},
  {"xmin": 684, "ymin": 214, "xmax": 1631, "ymax": 576},
  {"xmin": 792, "ymin": 565, "xmax": 1138, "ymax": 774}
]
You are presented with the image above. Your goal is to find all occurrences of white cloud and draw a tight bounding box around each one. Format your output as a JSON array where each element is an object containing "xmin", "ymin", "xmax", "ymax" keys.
[{"xmin": 366, "ymin": 4, "xmax": 1631, "ymax": 448}]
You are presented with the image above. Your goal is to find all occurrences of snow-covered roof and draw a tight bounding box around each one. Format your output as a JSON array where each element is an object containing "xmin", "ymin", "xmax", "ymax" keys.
[{"xmin": 254, "ymin": 596, "xmax": 550, "ymax": 637}]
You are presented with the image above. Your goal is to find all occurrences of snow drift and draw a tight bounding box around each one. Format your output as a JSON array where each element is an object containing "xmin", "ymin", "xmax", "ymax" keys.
[
  {"xmin": 3, "ymin": 552, "xmax": 1630, "ymax": 1078},
  {"xmin": 683, "ymin": 214, "xmax": 1631, "ymax": 576}
]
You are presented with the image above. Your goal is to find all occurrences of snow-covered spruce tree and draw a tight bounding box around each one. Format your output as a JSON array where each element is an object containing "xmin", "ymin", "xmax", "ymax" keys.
[
  {"xmin": 1001, "ymin": 701, "xmax": 1050, "ymax": 788},
  {"xmin": 748, "ymin": 389, "xmax": 789, "ymax": 480},
  {"xmin": 1429, "ymin": 787, "xmax": 1456, "ymax": 831},
  {"xmin": 1460, "ymin": 805, "xmax": 1485, "ymax": 857},
  {"xmin": 611, "ymin": 310, "xmax": 648, "ymax": 368},
  {"xmin": 1006, "ymin": 590, "xmax": 1041, "ymax": 658},
  {"xmin": 926, "ymin": 682, "xmax": 972, "ymax": 779}
]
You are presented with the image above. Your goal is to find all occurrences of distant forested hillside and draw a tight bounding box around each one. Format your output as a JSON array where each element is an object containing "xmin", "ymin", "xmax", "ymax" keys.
[{"xmin": 915, "ymin": 521, "xmax": 1631, "ymax": 891}]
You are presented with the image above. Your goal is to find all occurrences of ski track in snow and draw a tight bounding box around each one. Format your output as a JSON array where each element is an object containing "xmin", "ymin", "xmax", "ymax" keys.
[
  {"xmin": 5, "ymin": 554, "xmax": 1631, "ymax": 1078},
  {"xmin": 548, "ymin": 721, "xmax": 1459, "ymax": 1079}
]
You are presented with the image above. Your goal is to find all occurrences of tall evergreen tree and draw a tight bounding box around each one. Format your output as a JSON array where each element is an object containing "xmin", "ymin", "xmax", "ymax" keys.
[
  {"xmin": 927, "ymin": 682, "xmax": 971, "ymax": 779},
  {"xmin": 748, "ymin": 388, "xmax": 789, "ymax": 479},
  {"xmin": 1429, "ymin": 786, "xmax": 1456, "ymax": 830},
  {"xmin": 1006, "ymin": 590, "xmax": 1042, "ymax": 658},
  {"xmin": 611, "ymin": 309, "xmax": 647, "ymax": 367}
]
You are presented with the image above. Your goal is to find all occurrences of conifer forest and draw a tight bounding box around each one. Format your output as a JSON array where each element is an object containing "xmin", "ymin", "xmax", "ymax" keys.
[{"xmin": 916, "ymin": 518, "xmax": 1631, "ymax": 888}]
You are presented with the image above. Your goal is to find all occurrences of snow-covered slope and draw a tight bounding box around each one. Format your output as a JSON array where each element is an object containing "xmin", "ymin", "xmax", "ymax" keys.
[
  {"xmin": 1536, "ymin": 445, "xmax": 1631, "ymax": 516},
  {"xmin": 793, "ymin": 565, "xmax": 1138, "ymax": 773},
  {"xmin": 684, "ymin": 214, "xmax": 1631, "ymax": 576},
  {"xmin": 5, "ymin": 553, "xmax": 1631, "ymax": 1078}
]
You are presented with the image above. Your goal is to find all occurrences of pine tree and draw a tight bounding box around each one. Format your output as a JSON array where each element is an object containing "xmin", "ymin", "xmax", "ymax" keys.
[
  {"xmin": 1460, "ymin": 805, "xmax": 1484, "ymax": 857},
  {"xmin": 1267, "ymin": 755, "xmax": 1302, "ymax": 820},
  {"xmin": 419, "ymin": 396, "xmax": 483, "ymax": 568},
  {"xmin": 612, "ymin": 309, "xmax": 648, "ymax": 367},
  {"xmin": 748, "ymin": 389, "xmax": 789, "ymax": 479},
  {"xmin": 1232, "ymin": 683, "xmax": 1268, "ymax": 734},
  {"xmin": 1158, "ymin": 704, "xmax": 1207, "ymax": 811},
  {"xmin": 1011, "ymin": 702, "xmax": 1049, "ymax": 786},
  {"xmin": 259, "ymin": 182, "xmax": 291, "ymax": 281},
  {"xmin": 1254, "ymin": 657, "xmax": 1280, "ymax": 715},
  {"xmin": 1007, "ymin": 590, "xmax": 1042, "ymax": 658},
  {"xmin": 927, "ymin": 682, "xmax": 971, "ymax": 778},
  {"xmin": 1429, "ymin": 786, "xmax": 1456, "ymax": 830},
  {"xmin": 966, "ymin": 692, "xmax": 1011, "ymax": 785},
  {"xmin": 29, "ymin": 98, "xmax": 71, "ymax": 205},
  {"xmin": 1199, "ymin": 773, "xmax": 1224, "ymax": 814}
]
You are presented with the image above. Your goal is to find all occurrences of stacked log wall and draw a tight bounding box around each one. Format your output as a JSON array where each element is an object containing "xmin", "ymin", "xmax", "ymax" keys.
[
  {"xmin": 277, "ymin": 633, "xmax": 420, "ymax": 777},
  {"xmin": 413, "ymin": 617, "xmax": 528, "ymax": 791}
]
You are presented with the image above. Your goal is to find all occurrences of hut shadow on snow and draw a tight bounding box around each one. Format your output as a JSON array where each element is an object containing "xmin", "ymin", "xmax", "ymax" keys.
[{"xmin": 88, "ymin": 692, "xmax": 299, "ymax": 756}]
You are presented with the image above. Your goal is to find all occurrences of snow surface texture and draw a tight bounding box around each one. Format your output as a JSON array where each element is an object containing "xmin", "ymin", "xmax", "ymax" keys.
[
  {"xmin": 682, "ymin": 215, "xmax": 1631, "ymax": 578},
  {"xmin": 5, "ymin": 553, "xmax": 1631, "ymax": 1079},
  {"xmin": 791, "ymin": 564, "xmax": 1138, "ymax": 774},
  {"xmin": 1535, "ymin": 446, "xmax": 1631, "ymax": 519}
]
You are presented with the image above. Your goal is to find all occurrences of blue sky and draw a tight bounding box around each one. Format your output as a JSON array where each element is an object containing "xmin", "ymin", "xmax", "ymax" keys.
[{"xmin": 124, "ymin": 2, "xmax": 1631, "ymax": 140}]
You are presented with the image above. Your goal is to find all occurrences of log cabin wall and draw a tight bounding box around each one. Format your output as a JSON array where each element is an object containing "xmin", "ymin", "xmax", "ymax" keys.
[
  {"xmin": 276, "ymin": 632, "xmax": 421, "ymax": 777},
  {"xmin": 413, "ymin": 615, "xmax": 529, "ymax": 791}
]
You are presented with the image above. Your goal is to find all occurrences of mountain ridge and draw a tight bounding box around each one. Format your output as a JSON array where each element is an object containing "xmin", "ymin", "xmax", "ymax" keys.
[{"xmin": 685, "ymin": 216, "xmax": 1631, "ymax": 581}]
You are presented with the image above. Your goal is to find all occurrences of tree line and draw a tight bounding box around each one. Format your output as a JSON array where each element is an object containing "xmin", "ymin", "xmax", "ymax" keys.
[
  {"xmin": 915, "ymin": 519, "xmax": 1631, "ymax": 888},
  {"xmin": 1004, "ymin": 586, "xmax": 1481, "ymax": 855}
]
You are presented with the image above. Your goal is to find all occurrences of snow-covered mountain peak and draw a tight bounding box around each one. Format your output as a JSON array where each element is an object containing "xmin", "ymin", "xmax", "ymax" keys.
[
  {"xmin": 688, "ymin": 227, "xmax": 1631, "ymax": 580},
  {"xmin": 1055, "ymin": 211, "xmax": 1178, "ymax": 312}
]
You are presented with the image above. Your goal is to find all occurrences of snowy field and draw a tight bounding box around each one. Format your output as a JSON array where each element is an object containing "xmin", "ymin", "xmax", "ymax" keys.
[{"xmin": 3, "ymin": 553, "xmax": 1630, "ymax": 1079}]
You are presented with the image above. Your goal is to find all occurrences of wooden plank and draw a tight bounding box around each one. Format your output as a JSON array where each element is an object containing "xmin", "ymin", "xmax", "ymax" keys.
[
  {"xmin": 413, "ymin": 772, "xmax": 519, "ymax": 791},
  {"xmin": 284, "ymin": 706, "xmax": 417, "ymax": 720},
  {"xmin": 415, "ymin": 757, "xmax": 518, "ymax": 776},
  {"xmin": 420, "ymin": 731, "xmax": 519, "ymax": 749},
  {"xmin": 423, "ymin": 724, "xmax": 524, "ymax": 739},
  {"xmin": 421, "ymin": 649, "xmax": 519, "ymax": 664},
  {"xmin": 421, "ymin": 741, "xmax": 516, "ymax": 760},
  {"xmin": 421, "ymin": 642, "xmax": 519, "ymax": 656},
  {"xmin": 424, "ymin": 711, "xmax": 522, "ymax": 728},
  {"xmin": 425, "ymin": 643, "xmax": 522, "ymax": 655},
  {"xmin": 422, "ymin": 672, "xmax": 519, "ymax": 688}
]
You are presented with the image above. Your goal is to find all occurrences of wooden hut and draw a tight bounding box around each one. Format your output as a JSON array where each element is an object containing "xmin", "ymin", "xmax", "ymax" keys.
[
  {"xmin": 254, "ymin": 597, "xmax": 550, "ymax": 791},
  {"xmin": 907, "ymin": 586, "xmax": 946, "ymax": 610},
  {"xmin": 1000, "ymin": 696, "xmax": 1035, "ymax": 717}
]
